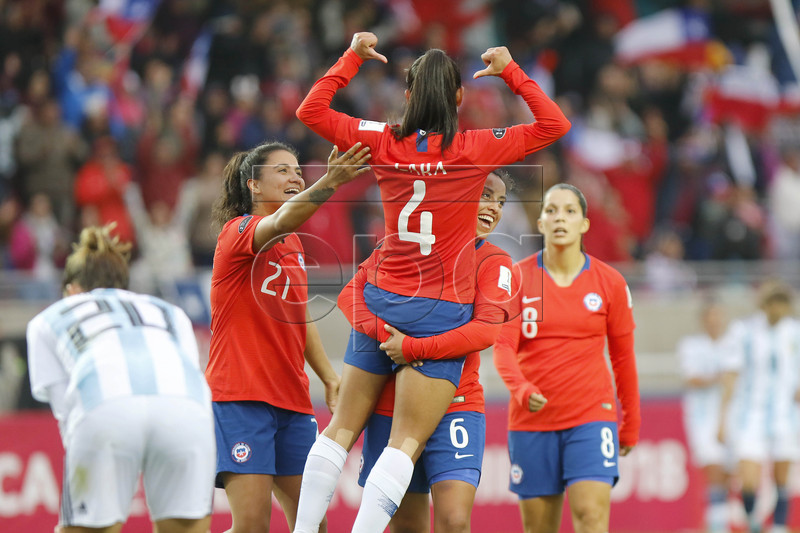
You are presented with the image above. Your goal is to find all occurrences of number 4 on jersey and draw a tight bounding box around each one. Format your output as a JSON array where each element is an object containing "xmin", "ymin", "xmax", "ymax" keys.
[{"xmin": 398, "ymin": 180, "xmax": 436, "ymax": 255}]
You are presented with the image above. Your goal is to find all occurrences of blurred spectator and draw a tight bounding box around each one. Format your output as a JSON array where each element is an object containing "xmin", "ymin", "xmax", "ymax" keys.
[
  {"xmin": 692, "ymin": 175, "xmax": 765, "ymax": 261},
  {"xmin": 644, "ymin": 229, "xmax": 697, "ymax": 293},
  {"xmin": 198, "ymin": 83, "xmax": 231, "ymax": 153},
  {"xmin": 136, "ymin": 96, "xmax": 198, "ymax": 209},
  {"xmin": 51, "ymin": 27, "xmax": 118, "ymax": 135},
  {"xmin": 604, "ymin": 107, "xmax": 669, "ymax": 254},
  {"xmin": 1, "ymin": 0, "xmax": 800, "ymax": 280},
  {"xmin": 125, "ymin": 183, "xmax": 193, "ymax": 296},
  {"xmin": 16, "ymin": 98, "xmax": 88, "ymax": 228},
  {"xmin": 74, "ymin": 136, "xmax": 134, "ymax": 244},
  {"xmin": 177, "ymin": 150, "xmax": 226, "ymax": 266},
  {"xmin": 8, "ymin": 193, "xmax": 68, "ymax": 279},
  {"xmin": 767, "ymin": 146, "xmax": 800, "ymax": 260}
]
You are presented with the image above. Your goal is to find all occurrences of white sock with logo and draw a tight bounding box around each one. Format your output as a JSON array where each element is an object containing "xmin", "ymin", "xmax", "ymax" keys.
[
  {"xmin": 293, "ymin": 435, "xmax": 348, "ymax": 533},
  {"xmin": 351, "ymin": 447, "xmax": 414, "ymax": 533}
]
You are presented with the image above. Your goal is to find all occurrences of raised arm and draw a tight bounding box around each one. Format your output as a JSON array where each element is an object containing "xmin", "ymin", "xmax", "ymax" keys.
[
  {"xmin": 473, "ymin": 46, "xmax": 571, "ymax": 155},
  {"xmin": 253, "ymin": 143, "xmax": 370, "ymax": 252},
  {"xmin": 296, "ymin": 32, "xmax": 386, "ymax": 146}
]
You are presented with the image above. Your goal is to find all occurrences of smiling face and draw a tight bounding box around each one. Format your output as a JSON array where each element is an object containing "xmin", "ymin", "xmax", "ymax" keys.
[
  {"xmin": 476, "ymin": 173, "xmax": 506, "ymax": 238},
  {"xmin": 248, "ymin": 149, "xmax": 305, "ymax": 211},
  {"xmin": 537, "ymin": 186, "xmax": 589, "ymax": 249}
]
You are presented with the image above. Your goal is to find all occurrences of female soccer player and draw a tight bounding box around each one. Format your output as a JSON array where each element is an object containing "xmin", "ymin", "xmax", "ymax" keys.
[
  {"xmin": 718, "ymin": 280, "xmax": 800, "ymax": 533},
  {"xmin": 294, "ymin": 32, "xmax": 569, "ymax": 533},
  {"xmin": 206, "ymin": 140, "xmax": 371, "ymax": 533},
  {"xmin": 342, "ymin": 171, "xmax": 512, "ymax": 533},
  {"xmin": 493, "ymin": 183, "xmax": 640, "ymax": 533},
  {"xmin": 678, "ymin": 302, "xmax": 732, "ymax": 533},
  {"xmin": 27, "ymin": 225, "xmax": 215, "ymax": 533}
]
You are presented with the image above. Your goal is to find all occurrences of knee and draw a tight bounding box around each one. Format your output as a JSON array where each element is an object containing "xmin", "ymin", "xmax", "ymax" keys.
[
  {"xmin": 571, "ymin": 503, "xmax": 607, "ymax": 533},
  {"xmin": 435, "ymin": 510, "xmax": 471, "ymax": 533},
  {"xmin": 231, "ymin": 512, "xmax": 270, "ymax": 533}
]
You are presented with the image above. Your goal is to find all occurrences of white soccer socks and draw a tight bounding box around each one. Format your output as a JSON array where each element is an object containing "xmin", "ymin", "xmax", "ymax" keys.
[
  {"xmin": 351, "ymin": 447, "xmax": 414, "ymax": 533},
  {"xmin": 293, "ymin": 434, "xmax": 348, "ymax": 533}
]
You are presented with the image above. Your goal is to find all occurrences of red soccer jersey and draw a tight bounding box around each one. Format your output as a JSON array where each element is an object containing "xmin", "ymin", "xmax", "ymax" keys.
[
  {"xmin": 493, "ymin": 252, "xmax": 641, "ymax": 446},
  {"xmin": 339, "ymin": 240, "xmax": 513, "ymax": 415},
  {"xmin": 297, "ymin": 49, "xmax": 569, "ymax": 304},
  {"xmin": 206, "ymin": 215, "xmax": 313, "ymax": 414}
]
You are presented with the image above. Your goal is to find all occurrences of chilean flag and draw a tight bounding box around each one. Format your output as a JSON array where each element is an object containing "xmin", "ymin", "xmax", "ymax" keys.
[
  {"xmin": 615, "ymin": 8, "xmax": 711, "ymax": 68},
  {"xmin": 705, "ymin": 65, "xmax": 780, "ymax": 132},
  {"xmin": 180, "ymin": 27, "xmax": 213, "ymax": 101},
  {"xmin": 93, "ymin": 0, "xmax": 161, "ymax": 44}
]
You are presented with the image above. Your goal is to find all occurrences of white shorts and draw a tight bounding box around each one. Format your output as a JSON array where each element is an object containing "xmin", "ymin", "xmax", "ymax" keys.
[
  {"xmin": 732, "ymin": 411, "xmax": 800, "ymax": 463},
  {"xmin": 685, "ymin": 418, "xmax": 728, "ymax": 467},
  {"xmin": 61, "ymin": 395, "xmax": 215, "ymax": 527}
]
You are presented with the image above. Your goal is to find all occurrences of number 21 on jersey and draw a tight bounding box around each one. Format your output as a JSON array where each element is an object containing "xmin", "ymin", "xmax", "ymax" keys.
[
  {"xmin": 398, "ymin": 180, "xmax": 436, "ymax": 255},
  {"xmin": 261, "ymin": 261, "xmax": 290, "ymax": 299}
]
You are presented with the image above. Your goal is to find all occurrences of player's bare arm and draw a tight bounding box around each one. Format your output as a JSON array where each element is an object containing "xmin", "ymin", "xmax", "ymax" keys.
[{"xmin": 254, "ymin": 143, "xmax": 370, "ymax": 250}]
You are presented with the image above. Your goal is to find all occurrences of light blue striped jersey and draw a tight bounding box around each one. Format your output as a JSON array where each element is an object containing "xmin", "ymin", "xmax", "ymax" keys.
[
  {"xmin": 721, "ymin": 313, "xmax": 800, "ymax": 429},
  {"xmin": 27, "ymin": 288, "xmax": 211, "ymax": 437}
]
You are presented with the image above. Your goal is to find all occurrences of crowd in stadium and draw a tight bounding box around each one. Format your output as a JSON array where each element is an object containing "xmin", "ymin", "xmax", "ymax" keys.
[{"xmin": 1, "ymin": 0, "xmax": 800, "ymax": 292}]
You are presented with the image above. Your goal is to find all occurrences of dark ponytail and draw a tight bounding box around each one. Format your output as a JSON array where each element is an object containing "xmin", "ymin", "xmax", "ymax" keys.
[
  {"xmin": 211, "ymin": 141, "xmax": 299, "ymax": 232},
  {"xmin": 391, "ymin": 49, "xmax": 462, "ymax": 152}
]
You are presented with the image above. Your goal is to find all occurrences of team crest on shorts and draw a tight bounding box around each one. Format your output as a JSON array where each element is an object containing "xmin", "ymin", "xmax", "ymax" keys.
[
  {"xmin": 232, "ymin": 442, "xmax": 252, "ymax": 463},
  {"xmin": 359, "ymin": 454, "xmax": 364, "ymax": 474},
  {"xmin": 298, "ymin": 253, "xmax": 306, "ymax": 271},
  {"xmin": 510, "ymin": 464, "xmax": 523, "ymax": 484},
  {"xmin": 492, "ymin": 128, "xmax": 507, "ymax": 139},
  {"xmin": 583, "ymin": 292, "xmax": 603, "ymax": 312}
]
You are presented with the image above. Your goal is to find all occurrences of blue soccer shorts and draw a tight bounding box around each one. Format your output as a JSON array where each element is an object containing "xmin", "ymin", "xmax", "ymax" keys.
[
  {"xmin": 212, "ymin": 400, "xmax": 318, "ymax": 487},
  {"xmin": 343, "ymin": 283, "xmax": 472, "ymax": 387},
  {"xmin": 359, "ymin": 411, "xmax": 485, "ymax": 493},
  {"xmin": 508, "ymin": 421, "xmax": 619, "ymax": 499}
]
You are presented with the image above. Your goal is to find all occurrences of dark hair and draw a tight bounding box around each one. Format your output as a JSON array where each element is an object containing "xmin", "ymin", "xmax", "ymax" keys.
[
  {"xmin": 490, "ymin": 168, "xmax": 515, "ymax": 193},
  {"xmin": 543, "ymin": 183, "xmax": 588, "ymax": 216},
  {"xmin": 63, "ymin": 224, "xmax": 132, "ymax": 292},
  {"xmin": 211, "ymin": 141, "xmax": 298, "ymax": 231},
  {"xmin": 390, "ymin": 49, "xmax": 462, "ymax": 152}
]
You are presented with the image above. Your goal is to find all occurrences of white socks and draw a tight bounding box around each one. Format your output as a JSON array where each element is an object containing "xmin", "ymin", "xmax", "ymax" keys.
[
  {"xmin": 351, "ymin": 447, "xmax": 414, "ymax": 533},
  {"xmin": 293, "ymin": 435, "xmax": 348, "ymax": 533}
]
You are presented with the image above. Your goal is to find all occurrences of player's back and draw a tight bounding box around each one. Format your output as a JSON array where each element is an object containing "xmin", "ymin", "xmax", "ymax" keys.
[
  {"xmin": 30, "ymin": 288, "xmax": 209, "ymax": 421},
  {"xmin": 356, "ymin": 125, "xmax": 527, "ymax": 304},
  {"xmin": 678, "ymin": 334, "xmax": 725, "ymax": 424},
  {"xmin": 726, "ymin": 314, "xmax": 800, "ymax": 411}
]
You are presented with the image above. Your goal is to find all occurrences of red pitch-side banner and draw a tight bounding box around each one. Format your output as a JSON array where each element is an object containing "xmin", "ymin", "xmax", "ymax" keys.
[{"xmin": 1, "ymin": 399, "xmax": 797, "ymax": 532}]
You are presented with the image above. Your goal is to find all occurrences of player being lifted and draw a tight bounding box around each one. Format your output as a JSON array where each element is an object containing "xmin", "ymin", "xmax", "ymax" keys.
[
  {"xmin": 293, "ymin": 31, "xmax": 569, "ymax": 533},
  {"xmin": 342, "ymin": 171, "xmax": 513, "ymax": 533}
]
